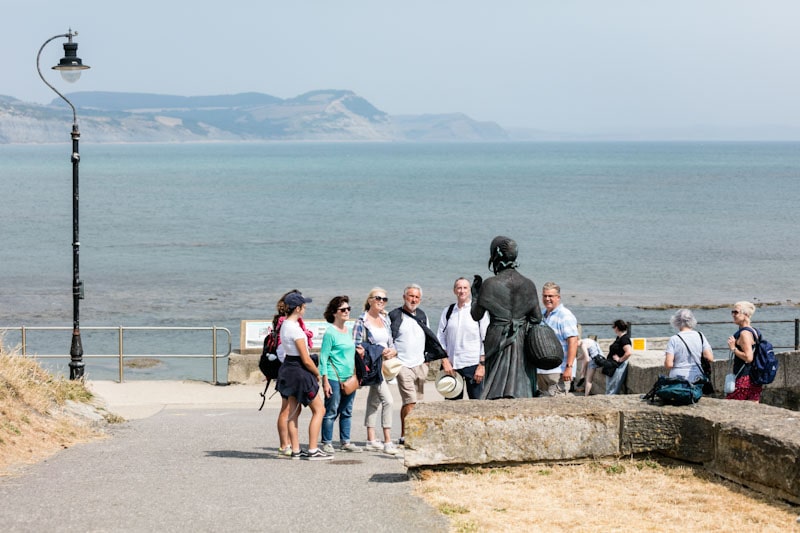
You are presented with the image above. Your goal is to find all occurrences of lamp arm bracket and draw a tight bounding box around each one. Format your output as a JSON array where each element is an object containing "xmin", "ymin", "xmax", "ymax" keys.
[{"xmin": 36, "ymin": 33, "xmax": 78, "ymax": 125}]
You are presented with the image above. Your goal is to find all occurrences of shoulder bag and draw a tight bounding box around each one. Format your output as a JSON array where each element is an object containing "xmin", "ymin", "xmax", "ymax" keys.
[
  {"xmin": 331, "ymin": 361, "xmax": 359, "ymax": 396},
  {"xmin": 676, "ymin": 331, "xmax": 713, "ymax": 395}
]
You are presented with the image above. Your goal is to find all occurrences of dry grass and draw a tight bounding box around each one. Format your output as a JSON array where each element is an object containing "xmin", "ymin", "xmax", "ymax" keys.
[
  {"xmin": 0, "ymin": 337, "xmax": 104, "ymax": 475},
  {"xmin": 414, "ymin": 457, "xmax": 800, "ymax": 532}
]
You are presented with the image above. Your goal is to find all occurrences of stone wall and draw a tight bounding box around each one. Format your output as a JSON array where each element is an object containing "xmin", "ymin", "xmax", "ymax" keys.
[
  {"xmin": 227, "ymin": 351, "xmax": 263, "ymax": 385},
  {"xmin": 404, "ymin": 396, "xmax": 800, "ymax": 504}
]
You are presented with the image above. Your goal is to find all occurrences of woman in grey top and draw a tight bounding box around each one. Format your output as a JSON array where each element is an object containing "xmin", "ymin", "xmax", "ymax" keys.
[{"xmin": 664, "ymin": 308, "xmax": 714, "ymax": 383}]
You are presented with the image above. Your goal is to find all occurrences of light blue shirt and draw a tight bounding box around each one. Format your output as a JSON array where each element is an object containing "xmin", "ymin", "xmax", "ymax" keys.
[{"xmin": 539, "ymin": 303, "xmax": 579, "ymax": 375}]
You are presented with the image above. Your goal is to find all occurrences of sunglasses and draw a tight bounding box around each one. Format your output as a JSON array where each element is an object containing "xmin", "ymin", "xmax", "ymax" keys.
[
  {"xmin": 372, "ymin": 296, "xmax": 388, "ymax": 302},
  {"xmin": 338, "ymin": 306, "xmax": 351, "ymax": 312},
  {"xmin": 731, "ymin": 310, "xmax": 740, "ymax": 315}
]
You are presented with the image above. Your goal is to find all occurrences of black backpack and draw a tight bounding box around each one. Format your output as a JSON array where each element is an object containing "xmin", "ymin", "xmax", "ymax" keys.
[
  {"xmin": 258, "ymin": 324, "xmax": 281, "ymax": 410},
  {"xmin": 440, "ymin": 303, "xmax": 456, "ymax": 333}
]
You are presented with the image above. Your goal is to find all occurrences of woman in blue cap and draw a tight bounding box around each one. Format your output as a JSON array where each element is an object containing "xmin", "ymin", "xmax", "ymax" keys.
[{"xmin": 276, "ymin": 291, "xmax": 332, "ymax": 460}]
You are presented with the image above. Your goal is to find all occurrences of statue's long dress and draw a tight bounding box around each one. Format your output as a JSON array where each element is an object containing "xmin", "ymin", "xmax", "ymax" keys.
[{"xmin": 472, "ymin": 269, "xmax": 541, "ymax": 399}]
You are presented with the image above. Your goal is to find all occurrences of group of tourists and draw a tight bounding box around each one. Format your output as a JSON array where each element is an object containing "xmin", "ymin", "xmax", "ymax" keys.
[{"xmin": 268, "ymin": 236, "xmax": 767, "ymax": 460}]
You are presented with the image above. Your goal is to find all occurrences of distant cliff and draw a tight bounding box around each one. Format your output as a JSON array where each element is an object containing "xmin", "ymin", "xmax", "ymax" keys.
[{"xmin": 0, "ymin": 91, "xmax": 508, "ymax": 143}]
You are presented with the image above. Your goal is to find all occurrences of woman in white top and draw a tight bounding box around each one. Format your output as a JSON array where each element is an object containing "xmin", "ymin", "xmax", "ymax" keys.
[
  {"xmin": 664, "ymin": 308, "xmax": 714, "ymax": 383},
  {"xmin": 276, "ymin": 292, "xmax": 332, "ymax": 460},
  {"xmin": 575, "ymin": 337, "xmax": 604, "ymax": 396},
  {"xmin": 353, "ymin": 287, "xmax": 399, "ymax": 455},
  {"xmin": 273, "ymin": 289, "xmax": 314, "ymax": 458}
]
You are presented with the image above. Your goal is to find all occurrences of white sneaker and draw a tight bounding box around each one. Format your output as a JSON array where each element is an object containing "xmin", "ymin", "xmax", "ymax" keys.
[
  {"xmin": 320, "ymin": 443, "xmax": 335, "ymax": 454},
  {"xmin": 341, "ymin": 442, "xmax": 362, "ymax": 453},
  {"xmin": 365, "ymin": 440, "xmax": 383, "ymax": 451},
  {"xmin": 383, "ymin": 442, "xmax": 399, "ymax": 455}
]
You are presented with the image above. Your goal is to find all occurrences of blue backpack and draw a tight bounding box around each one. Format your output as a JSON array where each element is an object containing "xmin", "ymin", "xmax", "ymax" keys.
[{"xmin": 744, "ymin": 327, "xmax": 778, "ymax": 386}]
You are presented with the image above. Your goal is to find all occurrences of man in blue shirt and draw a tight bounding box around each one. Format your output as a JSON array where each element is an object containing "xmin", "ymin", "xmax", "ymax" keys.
[{"xmin": 537, "ymin": 281, "xmax": 579, "ymax": 396}]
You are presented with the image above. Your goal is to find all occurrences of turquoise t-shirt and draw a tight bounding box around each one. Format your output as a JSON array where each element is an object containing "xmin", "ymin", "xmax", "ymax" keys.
[{"xmin": 319, "ymin": 325, "xmax": 356, "ymax": 381}]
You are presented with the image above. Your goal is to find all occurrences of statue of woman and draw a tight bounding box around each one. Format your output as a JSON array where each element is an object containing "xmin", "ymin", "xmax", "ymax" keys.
[{"xmin": 471, "ymin": 236, "xmax": 542, "ymax": 399}]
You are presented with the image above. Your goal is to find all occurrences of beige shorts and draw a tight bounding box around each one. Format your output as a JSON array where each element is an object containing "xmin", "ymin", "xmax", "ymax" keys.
[
  {"xmin": 396, "ymin": 363, "xmax": 428, "ymax": 405},
  {"xmin": 537, "ymin": 373, "xmax": 567, "ymax": 397}
]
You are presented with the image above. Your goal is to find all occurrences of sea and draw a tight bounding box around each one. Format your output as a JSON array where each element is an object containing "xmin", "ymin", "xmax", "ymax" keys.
[{"xmin": 1, "ymin": 141, "xmax": 798, "ymax": 381}]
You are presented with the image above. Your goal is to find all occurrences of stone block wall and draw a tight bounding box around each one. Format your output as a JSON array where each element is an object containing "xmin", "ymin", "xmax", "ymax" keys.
[
  {"xmin": 404, "ymin": 396, "xmax": 800, "ymax": 504},
  {"xmin": 227, "ymin": 351, "xmax": 263, "ymax": 385}
]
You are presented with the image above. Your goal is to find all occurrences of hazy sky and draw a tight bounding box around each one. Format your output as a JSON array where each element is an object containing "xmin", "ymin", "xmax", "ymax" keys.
[{"xmin": 6, "ymin": 0, "xmax": 800, "ymax": 135}]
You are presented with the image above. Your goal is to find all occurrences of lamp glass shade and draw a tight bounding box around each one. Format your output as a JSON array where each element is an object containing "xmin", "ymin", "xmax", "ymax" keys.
[{"xmin": 58, "ymin": 69, "xmax": 83, "ymax": 83}]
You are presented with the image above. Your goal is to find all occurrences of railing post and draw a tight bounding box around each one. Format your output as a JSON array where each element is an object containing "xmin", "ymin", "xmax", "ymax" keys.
[
  {"xmin": 795, "ymin": 318, "xmax": 799, "ymax": 351},
  {"xmin": 118, "ymin": 326, "xmax": 124, "ymax": 383},
  {"xmin": 212, "ymin": 326, "xmax": 218, "ymax": 385},
  {"xmin": 21, "ymin": 326, "xmax": 27, "ymax": 356}
]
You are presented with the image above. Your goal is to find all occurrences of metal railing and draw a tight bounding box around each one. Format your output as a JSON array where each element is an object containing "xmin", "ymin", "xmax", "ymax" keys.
[
  {"xmin": 2, "ymin": 326, "xmax": 232, "ymax": 384},
  {"xmin": 579, "ymin": 318, "xmax": 800, "ymax": 351}
]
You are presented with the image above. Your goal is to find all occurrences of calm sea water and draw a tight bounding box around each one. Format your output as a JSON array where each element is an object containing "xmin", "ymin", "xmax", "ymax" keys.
[{"xmin": 1, "ymin": 141, "xmax": 798, "ymax": 380}]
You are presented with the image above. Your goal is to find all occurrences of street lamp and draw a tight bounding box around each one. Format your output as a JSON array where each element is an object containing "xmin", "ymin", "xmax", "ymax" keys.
[{"xmin": 36, "ymin": 29, "xmax": 90, "ymax": 380}]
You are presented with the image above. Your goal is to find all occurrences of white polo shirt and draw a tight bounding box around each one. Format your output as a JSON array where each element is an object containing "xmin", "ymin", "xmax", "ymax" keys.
[
  {"xmin": 394, "ymin": 313, "xmax": 426, "ymax": 368},
  {"xmin": 436, "ymin": 302, "xmax": 489, "ymax": 369}
]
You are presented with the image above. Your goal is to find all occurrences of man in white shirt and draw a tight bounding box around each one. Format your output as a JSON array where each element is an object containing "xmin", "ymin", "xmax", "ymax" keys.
[
  {"xmin": 437, "ymin": 277, "xmax": 489, "ymax": 399},
  {"xmin": 389, "ymin": 284, "xmax": 437, "ymax": 444}
]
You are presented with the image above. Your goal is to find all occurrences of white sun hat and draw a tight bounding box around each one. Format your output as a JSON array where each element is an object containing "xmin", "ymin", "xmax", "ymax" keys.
[
  {"xmin": 435, "ymin": 372, "xmax": 465, "ymax": 399},
  {"xmin": 382, "ymin": 357, "xmax": 403, "ymax": 381}
]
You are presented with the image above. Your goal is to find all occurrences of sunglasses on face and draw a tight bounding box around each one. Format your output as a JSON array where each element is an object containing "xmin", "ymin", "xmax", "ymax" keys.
[
  {"xmin": 338, "ymin": 307, "xmax": 351, "ymax": 312},
  {"xmin": 731, "ymin": 310, "xmax": 740, "ymax": 315},
  {"xmin": 372, "ymin": 296, "xmax": 388, "ymax": 302}
]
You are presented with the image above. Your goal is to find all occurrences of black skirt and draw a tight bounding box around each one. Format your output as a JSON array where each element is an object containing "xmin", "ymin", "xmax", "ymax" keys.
[{"xmin": 276, "ymin": 356, "xmax": 319, "ymax": 406}]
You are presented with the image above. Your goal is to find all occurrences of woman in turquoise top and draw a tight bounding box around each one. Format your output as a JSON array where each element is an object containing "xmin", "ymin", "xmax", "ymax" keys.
[{"xmin": 319, "ymin": 295, "xmax": 361, "ymax": 453}]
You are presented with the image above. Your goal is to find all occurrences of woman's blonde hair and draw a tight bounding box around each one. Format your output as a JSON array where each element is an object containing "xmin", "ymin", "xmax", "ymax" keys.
[
  {"xmin": 364, "ymin": 286, "xmax": 388, "ymax": 313},
  {"xmin": 734, "ymin": 301, "xmax": 756, "ymax": 318}
]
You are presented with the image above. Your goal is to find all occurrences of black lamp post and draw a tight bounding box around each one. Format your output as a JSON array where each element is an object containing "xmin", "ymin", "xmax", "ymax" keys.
[{"xmin": 36, "ymin": 30, "xmax": 90, "ymax": 380}]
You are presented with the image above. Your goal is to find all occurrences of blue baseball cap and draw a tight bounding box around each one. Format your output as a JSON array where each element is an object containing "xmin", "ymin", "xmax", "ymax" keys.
[{"xmin": 284, "ymin": 292, "xmax": 312, "ymax": 309}]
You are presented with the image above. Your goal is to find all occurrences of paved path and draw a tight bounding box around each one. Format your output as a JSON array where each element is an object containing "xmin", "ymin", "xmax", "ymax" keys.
[{"xmin": 0, "ymin": 381, "xmax": 448, "ymax": 532}]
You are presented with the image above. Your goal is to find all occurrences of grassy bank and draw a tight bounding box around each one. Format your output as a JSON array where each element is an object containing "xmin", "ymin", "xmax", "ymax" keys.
[
  {"xmin": 415, "ymin": 458, "xmax": 800, "ymax": 532},
  {"xmin": 0, "ymin": 337, "xmax": 104, "ymax": 474}
]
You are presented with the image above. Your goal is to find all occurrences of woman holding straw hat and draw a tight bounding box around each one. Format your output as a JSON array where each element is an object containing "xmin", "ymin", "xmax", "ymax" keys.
[{"xmin": 353, "ymin": 287, "xmax": 399, "ymax": 455}]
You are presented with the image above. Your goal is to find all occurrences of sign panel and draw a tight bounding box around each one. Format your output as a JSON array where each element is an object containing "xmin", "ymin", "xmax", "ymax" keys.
[
  {"xmin": 240, "ymin": 320, "xmax": 272, "ymax": 354},
  {"xmin": 240, "ymin": 319, "xmax": 355, "ymax": 354}
]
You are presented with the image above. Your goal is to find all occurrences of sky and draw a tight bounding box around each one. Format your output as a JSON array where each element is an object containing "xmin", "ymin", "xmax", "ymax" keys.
[{"xmin": 5, "ymin": 0, "xmax": 800, "ymax": 136}]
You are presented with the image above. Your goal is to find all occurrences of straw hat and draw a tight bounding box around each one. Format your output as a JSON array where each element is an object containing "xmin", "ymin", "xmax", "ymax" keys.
[
  {"xmin": 435, "ymin": 372, "xmax": 465, "ymax": 399},
  {"xmin": 382, "ymin": 357, "xmax": 403, "ymax": 381}
]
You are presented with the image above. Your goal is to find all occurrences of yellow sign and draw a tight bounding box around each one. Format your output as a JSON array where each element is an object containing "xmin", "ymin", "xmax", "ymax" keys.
[{"xmin": 632, "ymin": 338, "xmax": 647, "ymax": 351}]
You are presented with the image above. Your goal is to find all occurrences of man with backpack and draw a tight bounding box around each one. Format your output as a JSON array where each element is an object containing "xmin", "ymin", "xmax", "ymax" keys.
[{"xmin": 436, "ymin": 277, "xmax": 490, "ymax": 400}]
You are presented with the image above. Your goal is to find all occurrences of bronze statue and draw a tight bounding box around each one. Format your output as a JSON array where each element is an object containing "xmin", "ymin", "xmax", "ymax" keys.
[{"xmin": 471, "ymin": 236, "xmax": 542, "ymax": 399}]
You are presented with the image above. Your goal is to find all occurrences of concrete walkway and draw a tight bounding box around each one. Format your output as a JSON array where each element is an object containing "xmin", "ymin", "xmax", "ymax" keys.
[{"xmin": 0, "ymin": 380, "xmax": 448, "ymax": 532}]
